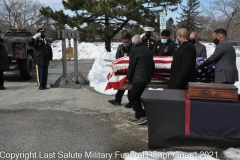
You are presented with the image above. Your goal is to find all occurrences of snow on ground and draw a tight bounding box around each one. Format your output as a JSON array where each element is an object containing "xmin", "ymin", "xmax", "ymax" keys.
[{"xmin": 51, "ymin": 41, "xmax": 240, "ymax": 159}]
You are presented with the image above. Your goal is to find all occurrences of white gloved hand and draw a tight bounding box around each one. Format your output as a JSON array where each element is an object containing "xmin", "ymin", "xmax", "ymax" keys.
[{"xmin": 33, "ymin": 33, "xmax": 41, "ymax": 39}]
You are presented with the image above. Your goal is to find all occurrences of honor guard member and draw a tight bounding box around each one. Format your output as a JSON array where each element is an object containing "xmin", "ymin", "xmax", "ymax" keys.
[
  {"xmin": 28, "ymin": 28, "xmax": 52, "ymax": 90},
  {"xmin": 141, "ymin": 27, "xmax": 156, "ymax": 51}
]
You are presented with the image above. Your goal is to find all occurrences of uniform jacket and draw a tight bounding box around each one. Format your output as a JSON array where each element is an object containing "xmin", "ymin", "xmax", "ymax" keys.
[
  {"xmin": 142, "ymin": 37, "xmax": 156, "ymax": 51},
  {"xmin": 168, "ymin": 41, "xmax": 197, "ymax": 90},
  {"xmin": 152, "ymin": 39, "xmax": 176, "ymax": 56},
  {"xmin": 127, "ymin": 43, "xmax": 155, "ymax": 84},
  {"xmin": 195, "ymin": 41, "xmax": 207, "ymax": 58},
  {"xmin": 28, "ymin": 37, "xmax": 53, "ymax": 66},
  {"xmin": 115, "ymin": 44, "xmax": 132, "ymax": 59},
  {"xmin": 200, "ymin": 38, "xmax": 238, "ymax": 83},
  {"xmin": 0, "ymin": 39, "xmax": 9, "ymax": 71}
]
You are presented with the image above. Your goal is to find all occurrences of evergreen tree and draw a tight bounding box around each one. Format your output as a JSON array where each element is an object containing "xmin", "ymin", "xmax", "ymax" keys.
[
  {"xmin": 40, "ymin": 0, "xmax": 181, "ymax": 52},
  {"xmin": 176, "ymin": 0, "xmax": 202, "ymax": 33},
  {"xmin": 166, "ymin": 17, "xmax": 177, "ymax": 39}
]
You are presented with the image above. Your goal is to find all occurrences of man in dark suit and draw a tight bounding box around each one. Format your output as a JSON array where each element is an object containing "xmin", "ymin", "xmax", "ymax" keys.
[
  {"xmin": 28, "ymin": 28, "xmax": 53, "ymax": 90},
  {"xmin": 190, "ymin": 31, "xmax": 207, "ymax": 58},
  {"xmin": 141, "ymin": 27, "xmax": 156, "ymax": 51},
  {"xmin": 168, "ymin": 28, "xmax": 197, "ymax": 90},
  {"xmin": 108, "ymin": 33, "xmax": 132, "ymax": 108},
  {"xmin": 126, "ymin": 35, "xmax": 155, "ymax": 124},
  {"xmin": 152, "ymin": 29, "xmax": 176, "ymax": 56},
  {"xmin": 197, "ymin": 29, "xmax": 238, "ymax": 84}
]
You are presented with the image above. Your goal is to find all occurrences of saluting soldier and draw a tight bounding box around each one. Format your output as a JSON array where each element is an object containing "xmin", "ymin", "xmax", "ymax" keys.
[
  {"xmin": 28, "ymin": 28, "xmax": 52, "ymax": 90},
  {"xmin": 141, "ymin": 27, "xmax": 156, "ymax": 51}
]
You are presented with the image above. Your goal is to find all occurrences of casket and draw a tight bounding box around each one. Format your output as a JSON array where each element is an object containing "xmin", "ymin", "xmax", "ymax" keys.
[
  {"xmin": 187, "ymin": 82, "xmax": 239, "ymax": 101},
  {"xmin": 105, "ymin": 56, "xmax": 215, "ymax": 90}
]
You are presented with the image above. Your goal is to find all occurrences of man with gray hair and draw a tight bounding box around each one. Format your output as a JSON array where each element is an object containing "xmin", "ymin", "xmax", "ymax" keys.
[
  {"xmin": 189, "ymin": 31, "xmax": 207, "ymax": 58},
  {"xmin": 126, "ymin": 35, "xmax": 155, "ymax": 124}
]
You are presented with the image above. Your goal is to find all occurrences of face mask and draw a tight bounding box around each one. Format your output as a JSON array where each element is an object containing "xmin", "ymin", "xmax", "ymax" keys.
[
  {"xmin": 212, "ymin": 38, "xmax": 219, "ymax": 45},
  {"xmin": 123, "ymin": 43, "xmax": 130, "ymax": 48},
  {"xmin": 146, "ymin": 32, "xmax": 151, "ymax": 38},
  {"xmin": 175, "ymin": 38, "xmax": 179, "ymax": 44},
  {"xmin": 161, "ymin": 39, "xmax": 168, "ymax": 44},
  {"xmin": 190, "ymin": 39, "xmax": 196, "ymax": 45}
]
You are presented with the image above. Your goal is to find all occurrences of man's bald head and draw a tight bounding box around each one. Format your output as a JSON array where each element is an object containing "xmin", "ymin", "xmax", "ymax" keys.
[
  {"xmin": 189, "ymin": 31, "xmax": 199, "ymax": 44},
  {"xmin": 190, "ymin": 31, "xmax": 198, "ymax": 40},
  {"xmin": 177, "ymin": 28, "xmax": 188, "ymax": 38},
  {"xmin": 176, "ymin": 28, "xmax": 188, "ymax": 43}
]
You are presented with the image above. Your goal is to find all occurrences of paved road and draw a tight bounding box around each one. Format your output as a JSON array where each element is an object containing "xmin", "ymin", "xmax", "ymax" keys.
[{"xmin": 0, "ymin": 60, "xmax": 240, "ymax": 160}]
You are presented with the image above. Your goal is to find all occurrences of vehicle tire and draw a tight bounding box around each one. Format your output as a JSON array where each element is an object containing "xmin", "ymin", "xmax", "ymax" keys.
[{"xmin": 19, "ymin": 54, "xmax": 34, "ymax": 80}]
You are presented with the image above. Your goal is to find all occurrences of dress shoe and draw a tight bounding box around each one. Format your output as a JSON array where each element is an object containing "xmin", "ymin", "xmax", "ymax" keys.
[
  {"xmin": 127, "ymin": 116, "xmax": 147, "ymax": 125},
  {"xmin": 108, "ymin": 99, "xmax": 121, "ymax": 106},
  {"xmin": 124, "ymin": 103, "xmax": 132, "ymax": 108},
  {"xmin": 39, "ymin": 88, "xmax": 44, "ymax": 90},
  {"xmin": 127, "ymin": 117, "xmax": 139, "ymax": 123},
  {"xmin": 135, "ymin": 117, "xmax": 147, "ymax": 125}
]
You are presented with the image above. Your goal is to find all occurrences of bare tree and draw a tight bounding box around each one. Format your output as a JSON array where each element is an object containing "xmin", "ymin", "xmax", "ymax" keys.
[
  {"xmin": 0, "ymin": 0, "xmax": 44, "ymax": 31},
  {"xmin": 203, "ymin": 0, "xmax": 240, "ymax": 40}
]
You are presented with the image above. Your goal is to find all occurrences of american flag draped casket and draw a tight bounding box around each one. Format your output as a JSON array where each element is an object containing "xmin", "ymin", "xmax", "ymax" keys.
[{"xmin": 105, "ymin": 56, "xmax": 214, "ymax": 90}]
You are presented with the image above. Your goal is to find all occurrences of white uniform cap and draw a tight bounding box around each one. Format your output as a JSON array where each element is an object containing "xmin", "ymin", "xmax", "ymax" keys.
[{"xmin": 143, "ymin": 27, "xmax": 154, "ymax": 32}]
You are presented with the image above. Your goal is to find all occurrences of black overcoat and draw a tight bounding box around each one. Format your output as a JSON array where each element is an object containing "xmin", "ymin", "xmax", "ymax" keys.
[
  {"xmin": 127, "ymin": 43, "xmax": 155, "ymax": 84},
  {"xmin": 168, "ymin": 41, "xmax": 197, "ymax": 90}
]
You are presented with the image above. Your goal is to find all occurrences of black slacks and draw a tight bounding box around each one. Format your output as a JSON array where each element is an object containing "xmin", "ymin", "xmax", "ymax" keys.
[
  {"xmin": 36, "ymin": 65, "xmax": 48, "ymax": 89},
  {"xmin": 128, "ymin": 82, "xmax": 148, "ymax": 119},
  {"xmin": 115, "ymin": 90, "xmax": 131, "ymax": 103}
]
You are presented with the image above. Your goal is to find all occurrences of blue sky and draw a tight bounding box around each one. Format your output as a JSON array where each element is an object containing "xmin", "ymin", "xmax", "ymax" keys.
[
  {"xmin": 41, "ymin": 0, "xmax": 209, "ymax": 23},
  {"xmin": 166, "ymin": 0, "xmax": 209, "ymax": 23}
]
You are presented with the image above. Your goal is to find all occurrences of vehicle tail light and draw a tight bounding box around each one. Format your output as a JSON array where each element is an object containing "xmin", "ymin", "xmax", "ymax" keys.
[{"xmin": 15, "ymin": 51, "xmax": 20, "ymax": 55}]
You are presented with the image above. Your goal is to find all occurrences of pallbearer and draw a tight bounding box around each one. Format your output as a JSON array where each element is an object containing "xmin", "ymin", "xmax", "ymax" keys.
[{"xmin": 28, "ymin": 28, "xmax": 53, "ymax": 90}]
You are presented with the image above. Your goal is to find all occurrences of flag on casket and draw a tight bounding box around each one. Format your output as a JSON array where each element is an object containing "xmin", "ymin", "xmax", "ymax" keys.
[
  {"xmin": 196, "ymin": 57, "xmax": 214, "ymax": 82},
  {"xmin": 105, "ymin": 56, "xmax": 172, "ymax": 90},
  {"xmin": 105, "ymin": 56, "xmax": 215, "ymax": 90}
]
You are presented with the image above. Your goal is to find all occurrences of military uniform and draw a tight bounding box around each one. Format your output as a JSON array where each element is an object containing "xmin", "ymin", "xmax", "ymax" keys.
[
  {"xmin": 142, "ymin": 37, "xmax": 156, "ymax": 51},
  {"xmin": 142, "ymin": 27, "xmax": 156, "ymax": 51},
  {"xmin": 28, "ymin": 28, "xmax": 52, "ymax": 90}
]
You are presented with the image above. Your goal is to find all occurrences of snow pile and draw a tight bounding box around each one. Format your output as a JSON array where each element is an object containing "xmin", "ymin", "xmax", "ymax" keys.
[
  {"xmin": 223, "ymin": 148, "xmax": 240, "ymax": 160},
  {"xmin": 87, "ymin": 50, "xmax": 116, "ymax": 95},
  {"xmin": 236, "ymin": 49, "xmax": 240, "ymax": 54}
]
